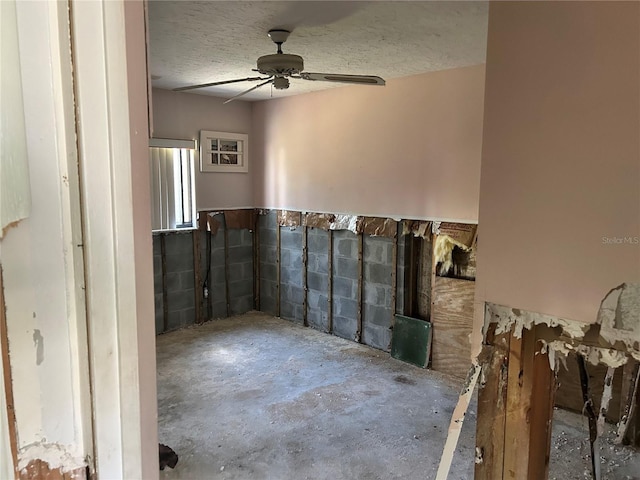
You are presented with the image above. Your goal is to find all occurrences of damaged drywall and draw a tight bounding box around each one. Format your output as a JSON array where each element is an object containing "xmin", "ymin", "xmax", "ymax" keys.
[
  {"xmin": 17, "ymin": 442, "xmax": 86, "ymax": 475},
  {"xmin": 486, "ymin": 282, "xmax": 640, "ymax": 368}
]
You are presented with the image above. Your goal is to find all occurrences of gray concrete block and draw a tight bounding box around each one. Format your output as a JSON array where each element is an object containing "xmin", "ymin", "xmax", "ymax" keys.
[
  {"xmin": 228, "ymin": 263, "xmax": 247, "ymax": 283},
  {"xmin": 364, "ymin": 304, "xmax": 392, "ymax": 328},
  {"xmin": 164, "ymin": 232, "xmax": 193, "ymax": 255},
  {"xmin": 308, "ymin": 229, "xmax": 328, "ymax": 255},
  {"xmin": 307, "ymin": 271, "xmax": 328, "ymax": 293},
  {"xmin": 280, "ymin": 248, "xmax": 291, "ymax": 268},
  {"xmin": 365, "ymin": 263, "xmax": 392, "ymax": 286},
  {"xmin": 280, "ymin": 228, "xmax": 302, "ymax": 250},
  {"xmin": 260, "ymin": 279, "xmax": 277, "ymax": 300},
  {"xmin": 154, "ymin": 272, "xmax": 163, "ymax": 292},
  {"xmin": 153, "ymin": 234, "xmax": 162, "ymax": 253},
  {"xmin": 231, "ymin": 295, "xmax": 253, "ymax": 315},
  {"xmin": 227, "ymin": 228, "xmax": 243, "ymax": 245},
  {"xmin": 333, "ymin": 276, "xmax": 355, "ymax": 300},
  {"xmin": 363, "ymin": 323, "xmax": 392, "ymax": 352},
  {"xmin": 289, "ymin": 250, "xmax": 303, "ymax": 270},
  {"xmin": 337, "ymin": 237, "xmax": 355, "ymax": 257},
  {"xmin": 335, "ymin": 257, "xmax": 358, "ymax": 280},
  {"xmin": 260, "ymin": 263, "xmax": 277, "ymax": 282},
  {"xmin": 153, "ymin": 254, "xmax": 162, "ymax": 275},
  {"xmin": 333, "ymin": 316, "xmax": 357, "ymax": 341},
  {"xmin": 166, "ymin": 272, "xmax": 183, "ymax": 293},
  {"xmin": 307, "ymin": 290, "xmax": 328, "ymax": 311},
  {"xmin": 294, "ymin": 304, "xmax": 305, "ymax": 322},
  {"xmin": 165, "ymin": 253, "xmax": 194, "ymax": 273},
  {"xmin": 364, "ymin": 283, "xmax": 387, "ymax": 307},
  {"xmin": 259, "ymin": 227, "xmax": 277, "ymax": 246},
  {"xmin": 364, "ymin": 237, "xmax": 386, "ymax": 264},
  {"xmin": 288, "ymin": 285, "xmax": 304, "ymax": 305},
  {"xmin": 307, "ymin": 308, "xmax": 327, "ymax": 331},
  {"xmin": 212, "ymin": 230, "xmax": 226, "ymax": 248},
  {"xmin": 212, "ymin": 300, "xmax": 227, "ymax": 319},
  {"xmin": 261, "ymin": 245, "xmax": 277, "ymax": 265},
  {"xmin": 280, "ymin": 300, "xmax": 296, "ymax": 320},
  {"xmin": 211, "ymin": 266, "xmax": 226, "ymax": 285},
  {"xmin": 260, "ymin": 295, "xmax": 276, "ymax": 316},
  {"xmin": 229, "ymin": 279, "xmax": 253, "ymax": 298},
  {"xmin": 336, "ymin": 297, "xmax": 358, "ymax": 319},
  {"xmin": 167, "ymin": 289, "xmax": 195, "ymax": 311},
  {"xmin": 210, "ymin": 247, "xmax": 226, "ymax": 267},
  {"xmin": 308, "ymin": 253, "xmax": 329, "ymax": 274},
  {"xmin": 229, "ymin": 245, "xmax": 253, "ymax": 263},
  {"xmin": 180, "ymin": 271, "xmax": 195, "ymax": 290}
]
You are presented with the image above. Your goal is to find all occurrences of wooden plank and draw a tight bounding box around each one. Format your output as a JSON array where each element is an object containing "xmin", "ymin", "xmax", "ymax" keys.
[
  {"xmin": 327, "ymin": 230, "xmax": 333, "ymax": 334},
  {"xmin": 356, "ymin": 233, "xmax": 363, "ymax": 343},
  {"xmin": 430, "ymin": 277, "xmax": 475, "ymax": 379},
  {"xmin": 388, "ymin": 225, "xmax": 398, "ymax": 350},
  {"xmin": 475, "ymin": 332, "xmax": 510, "ymax": 480},
  {"xmin": 616, "ymin": 359, "xmax": 640, "ymax": 444},
  {"xmin": 302, "ymin": 225, "xmax": 308, "ymax": 327},
  {"xmin": 417, "ymin": 234, "xmax": 432, "ymax": 319},
  {"xmin": 577, "ymin": 354, "xmax": 600, "ymax": 479},
  {"xmin": 0, "ymin": 267, "xmax": 18, "ymax": 477}
]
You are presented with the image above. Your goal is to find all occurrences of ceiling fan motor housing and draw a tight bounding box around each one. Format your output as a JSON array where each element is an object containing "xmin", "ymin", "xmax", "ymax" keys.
[{"xmin": 256, "ymin": 54, "xmax": 304, "ymax": 76}]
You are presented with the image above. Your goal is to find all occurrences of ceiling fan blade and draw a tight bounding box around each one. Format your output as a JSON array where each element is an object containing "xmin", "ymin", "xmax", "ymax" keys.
[
  {"xmin": 173, "ymin": 76, "xmax": 270, "ymax": 92},
  {"xmin": 223, "ymin": 78, "xmax": 273, "ymax": 104},
  {"xmin": 299, "ymin": 72, "xmax": 385, "ymax": 86}
]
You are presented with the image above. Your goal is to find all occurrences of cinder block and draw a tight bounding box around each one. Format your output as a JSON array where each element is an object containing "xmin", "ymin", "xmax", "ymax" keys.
[
  {"xmin": 259, "ymin": 295, "xmax": 276, "ymax": 316},
  {"xmin": 336, "ymin": 297, "xmax": 358, "ymax": 319},
  {"xmin": 165, "ymin": 253, "xmax": 194, "ymax": 273},
  {"xmin": 307, "ymin": 290, "xmax": 328, "ymax": 311},
  {"xmin": 260, "ymin": 263, "xmax": 277, "ymax": 282},
  {"xmin": 211, "ymin": 265, "xmax": 226, "ymax": 285},
  {"xmin": 261, "ymin": 245, "xmax": 277, "ymax": 265},
  {"xmin": 289, "ymin": 285, "xmax": 304, "ymax": 305},
  {"xmin": 227, "ymin": 229, "xmax": 243, "ymax": 245},
  {"xmin": 154, "ymin": 272, "xmax": 163, "ymax": 292},
  {"xmin": 364, "ymin": 304, "xmax": 392, "ymax": 327},
  {"xmin": 337, "ymin": 237, "xmax": 355, "ymax": 257},
  {"xmin": 364, "ymin": 239, "xmax": 385, "ymax": 264},
  {"xmin": 259, "ymin": 227, "xmax": 277, "ymax": 246},
  {"xmin": 229, "ymin": 245, "xmax": 253, "ymax": 263},
  {"xmin": 364, "ymin": 283, "xmax": 387, "ymax": 306},
  {"xmin": 180, "ymin": 271, "xmax": 195, "ymax": 290},
  {"xmin": 180, "ymin": 307, "xmax": 196, "ymax": 326},
  {"xmin": 228, "ymin": 263, "xmax": 246, "ymax": 283},
  {"xmin": 212, "ymin": 230, "xmax": 226, "ymax": 248},
  {"xmin": 335, "ymin": 257, "xmax": 358, "ymax": 280},
  {"xmin": 260, "ymin": 279, "xmax": 277, "ymax": 300},
  {"xmin": 365, "ymin": 263, "xmax": 392, "ymax": 286},
  {"xmin": 167, "ymin": 289, "xmax": 195, "ymax": 311},
  {"xmin": 280, "ymin": 248, "xmax": 291, "ymax": 268},
  {"xmin": 229, "ymin": 279, "xmax": 253, "ymax": 298},
  {"xmin": 281, "ymin": 266, "xmax": 302, "ymax": 287},
  {"xmin": 212, "ymin": 300, "xmax": 227, "ymax": 319},
  {"xmin": 152, "ymin": 234, "xmax": 162, "ymax": 253},
  {"xmin": 307, "ymin": 308, "xmax": 327, "ymax": 331},
  {"xmin": 153, "ymin": 254, "xmax": 162, "ymax": 275},
  {"xmin": 363, "ymin": 323, "xmax": 392, "ymax": 352},
  {"xmin": 231, "ymin": 295, "xmax": 253, "ymax": 315},
  {"xmin": 333, "ymin": 276, "xmax": 355, "ymax": 299},
  {"xmin": 294, "ymin": 304, "xmax": 305, "ymax": 322},
  {"xmin": 333, "ymin": 316, "xmax": 357, "ymax": 341},
  {"xmin": 280, "ymin": 228, "xmax": 301, "ymax": 249},
  {"xmin": 280, "ymin": 300, "xmax": 296, "ymax": 320},
  {"xmin": 210, "ymin": 247, "xmax": 226, "ymax": 267},
  {"xmin": 308, "ymin": 229, "xmax": 329, "ymax": 255},
  {"xmin": 289, "ymin": 250, "xmax": 303, "ymax": 270},
  {"xmin": 164, "ymin": 232, "xmax": 193, "ymax": 255},
  {"xmin": 308, "ymin": 253, "xmax": 329, "ymax": 274},
  {"xmin": 307, "ymin": 271, "xmax": 328, "ymax": 293}
]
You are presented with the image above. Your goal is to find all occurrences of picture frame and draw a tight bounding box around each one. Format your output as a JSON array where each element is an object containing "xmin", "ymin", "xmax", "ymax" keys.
[{"xmin": 199, "ymin": 130, "xmax": 249, "ymax": 173}]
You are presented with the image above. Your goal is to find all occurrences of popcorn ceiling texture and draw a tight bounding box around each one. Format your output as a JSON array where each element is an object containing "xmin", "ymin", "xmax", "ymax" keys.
[{"xmin": 148, "ymin": 1, "xmax": 488, "ymax": 100}]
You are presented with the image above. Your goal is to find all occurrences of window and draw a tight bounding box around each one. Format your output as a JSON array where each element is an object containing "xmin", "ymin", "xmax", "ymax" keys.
[
  {"xmin": 149, "ymin": 138, "xmax": 197, "ymax": 231},
  {"xmin": 199, "ymin": 130, "xmax": 249, "ymax": 173}
]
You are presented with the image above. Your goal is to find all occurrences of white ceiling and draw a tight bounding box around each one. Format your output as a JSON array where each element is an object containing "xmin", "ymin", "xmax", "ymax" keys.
[{"xmin": 148, "ymin": 1, "xmax": 488, "ymax": 101}]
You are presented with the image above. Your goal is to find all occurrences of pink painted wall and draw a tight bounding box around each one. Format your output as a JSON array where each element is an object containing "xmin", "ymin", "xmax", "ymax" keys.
[
  {"xmin": 152, "ymin": 88, "xmax": 254, "ymax": 210},
  {"xmin": 475, "ymin": 1, "xmax": 640, "ymax": 325},
  {"xmin": 252, "ymin": 65, "xmax": 486, "ymax": 222}
]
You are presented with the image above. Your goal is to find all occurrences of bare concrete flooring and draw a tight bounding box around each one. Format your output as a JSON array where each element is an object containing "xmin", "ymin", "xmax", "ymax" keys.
[{"xmin": 157, "ymin": 312, "xmax": 640, "ymax": 480}]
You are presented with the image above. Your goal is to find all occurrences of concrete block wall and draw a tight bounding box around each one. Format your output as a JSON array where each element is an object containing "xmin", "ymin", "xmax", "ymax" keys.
[
  {"xmin": 362, "ymin": 235, "xmax": 394, "ymax": 350},
  {"xmin": 279, "ymin": 226, "xmax": 304, "ymax": 323},
  {"xmin": 258, "ymin": 210, "xmax": 278, "ymax": 315},
  {"xmin": 395, "ymin": 233, "xmax": 408, "ymax": 316},
  {"xmin": 226, "ymin": 227, "xmax": 254, "ymax": 315},
  {"xmin": 306, "ymin": 228, "xmax": 329, "ymax": 331},
  {"xmin": 154, "ymin": 231, "xmax": 196, "ymax": 333},
  {"xmin": 331, "ymin": 230, "xmax": 360, "ymax": 341},
  {"xmin": 208, "ymin": 213, "xmax": 228, "ymax": 319}
]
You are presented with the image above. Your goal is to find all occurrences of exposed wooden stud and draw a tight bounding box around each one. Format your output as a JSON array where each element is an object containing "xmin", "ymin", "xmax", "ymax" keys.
[
  {"xmin": 598, "ymin": 367, "xmax": 616, "ymax": 436},
  {"xmin": 302, "ymin": 225, "xmax": 308, "ymax": 327},
  {"xmin": 0, "ymin": 267, "xmax": 19, "ymax": 477},
  {"xmin": 356, "ymin": 232, "xmax": 363, "ymax": 343},
  {"xmin": 254, "ymin": 214, "xmax": 260, "ymax": 311},
  {"xmin": 205, "ymin": 229, "xmax": 212, "ymax": 319},
  {"xmin": 616, "ymin": 359, "xmax": 640, "ymax": 445},
  {"xmin": 276, "ymin": 221, "xmax": 281, "ymax": 317},
  {"xmin": 160, "ymin": 234, "xmax": 169, "ymax": 332},
  {"xmin": 224, "ymin": 225, "xmax": 231, "ymax": 317},
  {"xmin": 192, "ymin": 229, "xmax": 203, "ymax": 324},
  {"xmin": 577, "ymin": 353, "xmax": 600, "ymax": 479},
  {"xmin": 327, "ymin": 230, "xmax": 333, "ymax": 334},
  {"xmin": 405, "ymin": 235, "xmax": 420, "ymax": 317},
  {"xmin": 475, "ymin": 329, "xmax": 510, "ymax": 480}
]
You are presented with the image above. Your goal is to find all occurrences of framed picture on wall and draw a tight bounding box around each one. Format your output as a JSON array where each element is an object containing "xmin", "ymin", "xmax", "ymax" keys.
[{"xmin": 199, "ymin": 130, "xmax": 249, "ymax": 173}]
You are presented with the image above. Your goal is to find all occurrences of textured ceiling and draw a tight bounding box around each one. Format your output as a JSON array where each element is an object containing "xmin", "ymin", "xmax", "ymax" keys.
[{"xmin": 148, "ymin": 1, "xmax": 488, "ymax": 101}]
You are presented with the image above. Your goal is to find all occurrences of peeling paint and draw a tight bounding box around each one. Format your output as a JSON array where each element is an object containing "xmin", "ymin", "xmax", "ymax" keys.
[
  {"xmin": 541, "ymin": 340, "xmax": 629, "ymax": 370},
  {"xmin": 18, "ymin": 441, "xmax": 87, "ymax": 473},
  {"xmin": 489, "ymin": 303, "xmax": 590, "ymax": 340},
  {"xmin": 32, "ymin": 329, "xmax": 44, "ymax": 365}
]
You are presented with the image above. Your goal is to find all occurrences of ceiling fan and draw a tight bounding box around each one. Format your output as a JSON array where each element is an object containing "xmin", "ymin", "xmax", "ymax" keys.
[{"xmin": 173, "ymin": 29, "xmax": 385, "ymax": 103}]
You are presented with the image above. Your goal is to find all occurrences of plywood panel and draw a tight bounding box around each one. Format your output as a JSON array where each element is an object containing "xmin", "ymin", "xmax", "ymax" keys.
[{"xmin": 431, "ymin": 277, "xmax": 475, "ymax": 379}]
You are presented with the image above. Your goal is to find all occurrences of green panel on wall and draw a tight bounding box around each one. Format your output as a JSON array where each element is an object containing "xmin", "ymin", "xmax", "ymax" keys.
[{"xmin": 391, "ymin": 315, "xmax": 432, "ymax": 368}]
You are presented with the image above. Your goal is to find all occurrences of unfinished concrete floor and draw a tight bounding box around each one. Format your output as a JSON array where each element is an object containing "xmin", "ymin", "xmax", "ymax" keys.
[{"xmin": 157, "ymin": 312, "xmax": 640, "ymax": 480}]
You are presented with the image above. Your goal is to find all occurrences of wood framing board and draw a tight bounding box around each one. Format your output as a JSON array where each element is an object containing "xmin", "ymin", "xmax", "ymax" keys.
[
  {"xmin": 430, "ymin": 277, "xmax": 475, "ymax": 379},
  {"xmin": 223, "ymin": 226, "xmax": 231, "ymax": 317},
  {"xmin": 555, "ymin": 353, "xmax": 623, "ymax": 423},
  {"xmin": 0, "ymin": 268, "xmax": 18, "ymax": 476},
  {"xmin": 417, "ymin": 234, "xmax": 433, "ymax": 320}
]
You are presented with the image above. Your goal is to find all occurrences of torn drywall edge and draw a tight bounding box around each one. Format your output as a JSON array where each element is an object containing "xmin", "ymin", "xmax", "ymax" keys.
[
  {"xmin": 304, "ymin": 212, "xmax": 335, "ymax": 230},
  {"xmin": 401, "ymin": 220, "xmax": 431, "ymax": 238},
  {"xmin": 329, "ymin": 214, "xmax": 362, "ymax": 234},
  {"xmin": 598, "ymin": 283, "xmax": 640, "ymax": 354},
  {"xmin": 487, "ymin": 302, "xmax": 590, "ymax": 340},
  {"xmin": 17, "ymin": 442, "xmax": 87, "ymax": 474},
  {"xmin": 438, "ymin": 222, "xmax": 477, "ymax": 249},
  {"xmin": 540, "ymin": 340, "xmax": 630, "ymax": 371}
]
